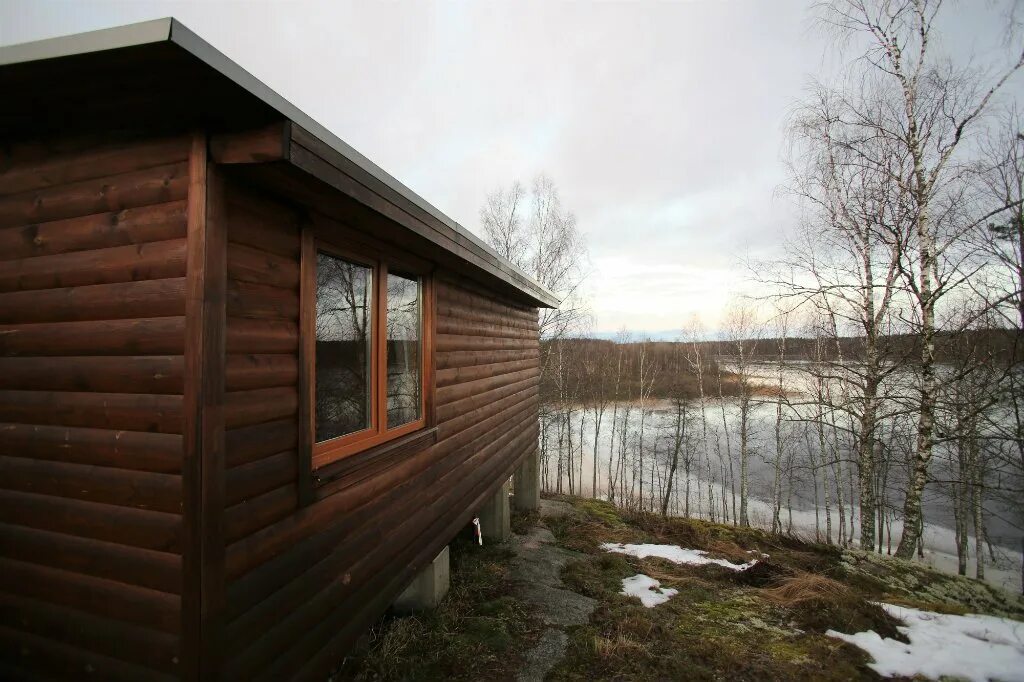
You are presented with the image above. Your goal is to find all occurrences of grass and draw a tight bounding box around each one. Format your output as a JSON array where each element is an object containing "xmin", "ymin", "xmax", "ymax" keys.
[
  {"xmin": 335, "ymin": 495, "xmax": 1024, "ymax": 681},
  {"xmin": 332, "ymin": 526, "xmax": 539, "ymax": 681}
]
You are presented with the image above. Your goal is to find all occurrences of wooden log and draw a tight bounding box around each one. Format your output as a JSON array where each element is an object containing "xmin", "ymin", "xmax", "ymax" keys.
[
  {"xmin": 226, "ymin": 386, "xmax": 536, "ymax": 579},
  {"xmin": 226, "ymin": 317, "xmax": 298, "ymax": 354},
  {"xmin": 225, "ymin": 185, "xmax": 301, "ymax": 258},
  {"xmin": 227, "ymin": 214, "xmax": 301, "ymax": 260},
  {"xmin": 434, "ymin": 315, "xmax": 538, "ymax": 340},
  {"xmin": 0, "ymin": 592, "xmax": 179, "ymax": 674},
  {"xmin": 0, "ymin": 489, "xmax": 181, "ymax": 552},
  {"xmin": 0, "ymin": 522, "xmax": 180, "ymax": 594},
  {"xmin": 436, "ymin": 274, "xmax": 538, "ymax": 313},
  {"xmin": 0, "ymin": 390, "xmax": 182, "ymax": 433},
  {"xmin": 225, "ymin": 418, "xmax": 538, "ymax": 675},
  {"xmin": 312, "ymin": 428, "xmax": 437, "ymax": 499},
  {"xmin": 0, "ymin": 237, "xmax": 188, "ymax": 293},
  {"xmin": 224, "ymin": 388, "xmax": 298, "ymax": 430},
  {"xmin": 225, "ymin": 403, "xmax": 535, "ymax": 622},
  {"xmin": 0, "ymin": 355, "xmax": 185, "ymax": 394},
  {"xmin": 435, "ymin": 283, "xmax": 537, "ymax": 319},
  {"xmin": 226, "ymin": 419, "xmax": 298, "ymax": 468},
  {"xmin": 0, "ymin": 455, "xmax": 182, "ymax": 513},
  {"xmin": 0, "ymin": 200, "xmax": 187, "ymax": 261},
  {"xmin": 434, "ymin": 348, "xmax": 540, "ymax": 371},
  {"xmin": 0, "ymin": 161, "xmax": 189, "ymax": 229},
  {"xmin": 0, "ymin": 278, "xmax": 186, "ymax": 324},
  {"xmin": 225, "ymin": 452, "xmax": 297, "ymax": 507},
  {"xmin": 435, "ymin": 299, "xmax": 539, "ymax": 331},
  {"xmin": 0, "ymin": 557, "xmax": 179, "ymax": 633},
  {"xmin": 435, "ymin": 388, "xmax": 537, "ymax": 455},
  {"xmin": 436, "ymin": 377, "xmax": 539, "ymax": 428},
  {"xmin": 226, "ymin": 280, "xmax": 298, "ymax": 320},
  {"xmin": 0, "ymin": 134, "xmax": 190, "ymax": 197},
  {"xmin": 0, "ymin": 317, "xmax": 185, "ymax": 356},
  {"xmin": 435, "ymin": 358, "xmax": 539, "ymax": 388},
  {"xmin": 0, "ymin": 624, "xmax": 177, "ymax": 682},
  {"xmin": 224, "ymin": 485, "xmax": 298, "ymax": 544},
  {"xmin": 0, "ymin": 423, "xmax": 182, "ymax": 473},
  {"xmin": 287, "ymin": 432, "xmax": 537, "ymax": 682},
  {"xmin": 225, "ymin": 396, "xmax": 535, "ymax": 599},
  {"xmin": 210, "ymin": 123, "xmax": 289, "ymax": 165},
  {"xmin": 227, "ymin": 243, "xmax": 299, "ymax": 290},
  {"xmin": 436, "ymin": 368, "xmax": 540, "ymax": 410},
  {"xmin": 435, "ymin": 333, "xmax": 538, "ymax": 353},
  {"xmin": 226, "ymin": 354, "xmax": 299, "ymax": 391}
]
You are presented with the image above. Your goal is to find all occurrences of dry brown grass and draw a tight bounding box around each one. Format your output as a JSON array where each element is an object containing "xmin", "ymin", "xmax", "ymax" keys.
[
  {"xmin": 706, "ymin": 539, "xmax": 750, "ymax": 562},
  {"xmin": 591, "ymin": 633, "xmax": 649, "ymax": 660},
  {"xmin": 760, "ymin": 571, "xmax": 851, "ymax": 606}
]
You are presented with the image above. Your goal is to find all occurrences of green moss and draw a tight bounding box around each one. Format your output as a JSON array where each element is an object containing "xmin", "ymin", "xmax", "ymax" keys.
[
  {"xmin": 338, "ymin": 494, "xmax": 1022, "ymax": 681},
  {"xmin": 575, "ymin": 498, "xmax": 629, "ymax": 527},
  {"xmin": 334, "ymin": 536, "xmax": 537, "ymax": 681},
  {"xmin": 839, "ymin": 550, "xmax": 1024, "ymax": 618}
]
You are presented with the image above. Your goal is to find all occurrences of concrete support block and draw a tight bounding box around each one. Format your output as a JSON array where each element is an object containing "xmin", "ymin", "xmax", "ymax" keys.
[
  {"xmin": 479, "ymin": 479, "xmax": 511, "ymax": 543},
  {"xmin": 392, "ymin": 546, "xmax": 450, "ymax": 613},
  {"xmin": 513, "ymin": 448, "xmax": 540, "ymax": 511}
]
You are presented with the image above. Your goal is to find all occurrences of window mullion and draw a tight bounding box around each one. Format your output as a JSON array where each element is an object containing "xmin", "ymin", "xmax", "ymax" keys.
[{"xmin": 376, "ymin": 260, "xmax": 389, "ymax": 435}]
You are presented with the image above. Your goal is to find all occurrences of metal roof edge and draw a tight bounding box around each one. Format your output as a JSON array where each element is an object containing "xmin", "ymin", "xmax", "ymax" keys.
[
  {"xmin": 167, "ymin": 19, "xmax": 560, "ymax": 308},
  {"xmin": 0, "ymin": 18, "xmax": 172, "ymax": 66},
  {"xmin": 0, "ymin": 18, "xmax": 561, "ymax": 308}
]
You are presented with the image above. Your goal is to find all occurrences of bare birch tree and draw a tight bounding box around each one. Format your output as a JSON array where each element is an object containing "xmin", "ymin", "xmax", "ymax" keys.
[{"xmin": 813, "ymin": 0, "xmax": 1024, "ymax": 558}]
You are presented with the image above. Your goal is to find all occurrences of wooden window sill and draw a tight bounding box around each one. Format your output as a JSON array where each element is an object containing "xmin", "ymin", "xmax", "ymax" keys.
[{"xmin": 312, "ymin": 426, "xmax": 438, "ymax": 501}]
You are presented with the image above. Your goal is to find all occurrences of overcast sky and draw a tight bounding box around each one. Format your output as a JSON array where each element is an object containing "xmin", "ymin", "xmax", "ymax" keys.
[{"xmin": 1, "ymin": 1, "xmax": 1018, "ymax": 337}]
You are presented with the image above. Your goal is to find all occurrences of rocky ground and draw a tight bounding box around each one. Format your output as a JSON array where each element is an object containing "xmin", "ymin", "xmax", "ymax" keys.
[{"xmin": 333, "ymin": 495, "xmax": 1024, "ymax": 681}]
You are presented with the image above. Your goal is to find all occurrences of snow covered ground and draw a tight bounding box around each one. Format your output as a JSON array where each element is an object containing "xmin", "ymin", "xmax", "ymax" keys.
[
  {"xmin": 619, "ymin": 574, "xmax": 678, "ymax": 607},
  {"xmin": 601, "ymin": 542, "xmax": 763, "ymax": 571},
  {"xmin": 828, "ymin": 603, "xmax": 1024, "ymax": 682}
]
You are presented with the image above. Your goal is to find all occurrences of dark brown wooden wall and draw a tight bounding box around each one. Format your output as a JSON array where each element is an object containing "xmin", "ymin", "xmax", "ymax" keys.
[
  {"xmin": 219, "ymin": 189, "xmax": 540, "ymax": 681},
  {"xmin": 0, "ymin": 134, "xmax": 193, "ymax": 681},
  {"xmin": 222, "ymin": 181, "xmax": 302, "ymax": 556},
  {"xmin": 0, "ymin": 135, "xmax": 540, "ymax": 681}
]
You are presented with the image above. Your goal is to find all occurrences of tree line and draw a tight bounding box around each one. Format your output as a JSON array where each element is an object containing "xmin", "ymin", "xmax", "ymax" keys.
[{"xmin": 480, "ymin": 0, "xmax": 1024, "ymax": 591}]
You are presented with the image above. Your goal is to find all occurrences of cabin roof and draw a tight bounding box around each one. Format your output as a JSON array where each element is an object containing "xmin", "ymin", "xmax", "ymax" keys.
[{"xmin": 0, "ymin": 18, "xmax": 560, "ymax": 309}]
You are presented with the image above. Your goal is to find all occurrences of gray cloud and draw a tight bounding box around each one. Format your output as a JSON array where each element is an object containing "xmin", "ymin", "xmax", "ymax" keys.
[{"xmin": 3, "ymin": 0, "xmax": 1018, "ymax": 334}]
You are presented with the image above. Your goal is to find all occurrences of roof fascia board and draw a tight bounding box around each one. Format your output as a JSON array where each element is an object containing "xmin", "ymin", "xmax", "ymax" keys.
[{"xmin": 0, "ymin": 18, "xmax": 172, "ymax": 65}]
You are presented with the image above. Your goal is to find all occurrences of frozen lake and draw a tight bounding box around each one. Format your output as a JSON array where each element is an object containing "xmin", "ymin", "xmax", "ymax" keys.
[{"xmin": 539, "ymin": 360, "xmax": 1024, "ymax": 594}]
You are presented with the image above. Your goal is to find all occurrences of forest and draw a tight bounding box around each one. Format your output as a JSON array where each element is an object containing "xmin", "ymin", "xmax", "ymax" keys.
[{"xmin": 478, "ymin": 0, "xmax": 1024, "ymax": 592}]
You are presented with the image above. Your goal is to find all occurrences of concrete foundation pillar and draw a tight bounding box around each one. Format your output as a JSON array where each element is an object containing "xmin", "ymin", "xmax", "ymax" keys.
[
  {"xmin": 478, "ymin": 479, "xmax": 511, "ymax": 543},
  {"xmin": 513, "ymin": 448, "xmax": 540, "ymax": 511},
  {"xmin": 392, "ymin": 546, "xmax": 450, "ymax": 613}
]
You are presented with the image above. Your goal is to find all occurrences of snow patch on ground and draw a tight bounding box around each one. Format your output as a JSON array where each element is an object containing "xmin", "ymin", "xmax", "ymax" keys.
[
  {"xmin": 827, "ymin": 603, "xmax": 1024, "ymax": 682},
  {"xmin": 619, "ymin": 574, "xmax": 678, "ymax": 607},
  {"xmin": 601, "ymin": 543, "xmax": 762, "ymax": 571}
]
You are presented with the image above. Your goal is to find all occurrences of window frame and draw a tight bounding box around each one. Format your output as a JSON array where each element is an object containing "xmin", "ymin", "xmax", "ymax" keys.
[{"xmin": 302, "ymin": 230, "xmax": 433, "ymax": 472}]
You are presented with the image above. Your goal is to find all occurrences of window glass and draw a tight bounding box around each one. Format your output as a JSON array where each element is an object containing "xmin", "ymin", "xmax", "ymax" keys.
[
  {"xmin": 315, "ymin": 252, "xmax": 373, "ymax": 442},
  {"xmin": 386, "ymin": 272, "xmax": 422, "ymax": 428}
]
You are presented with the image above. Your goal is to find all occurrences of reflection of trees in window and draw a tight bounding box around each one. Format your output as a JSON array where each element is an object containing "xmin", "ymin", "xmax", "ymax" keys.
[
  {"xmin": 386, "ymin": 272, "xmax": 421, "ymax": 428},
  {"xmin": 315, "ymin": 252, "xmax": 372, "ymax": 442}
]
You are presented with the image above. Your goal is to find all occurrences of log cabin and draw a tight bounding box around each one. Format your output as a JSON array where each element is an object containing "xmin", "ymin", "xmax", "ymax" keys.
[{"xmin": 0, "ymin": 19, "xmax": 558, "ymax": 681}]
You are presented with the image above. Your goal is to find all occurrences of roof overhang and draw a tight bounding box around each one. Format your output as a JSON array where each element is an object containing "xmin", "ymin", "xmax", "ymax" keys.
[{"xmin": 0, "ymin": 19, "xmax": 561, "ymax": 309}]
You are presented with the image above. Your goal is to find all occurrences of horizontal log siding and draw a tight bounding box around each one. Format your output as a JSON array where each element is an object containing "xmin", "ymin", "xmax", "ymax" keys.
[
  {"xmin": 221, "ymin": 248, "xmax": 539, "ymax": 680},
  {"xmin": 222, "ymin": 183, "xmax": 301, "ymax": 550},
  {"xmin": 0, "ymin": 135, "xmax": 190, "ymax": 679}
]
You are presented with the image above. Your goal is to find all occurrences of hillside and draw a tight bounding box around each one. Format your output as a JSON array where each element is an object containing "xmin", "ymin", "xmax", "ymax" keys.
[{"xmin": 333, "ymin": 496, "xmax": 1024, "ymax": 681}]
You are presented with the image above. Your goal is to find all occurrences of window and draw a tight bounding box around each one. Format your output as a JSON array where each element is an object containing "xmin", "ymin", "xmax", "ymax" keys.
[{"xmin": 309, "ymin": 243, "xmax": 430, "ymax": 469}]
